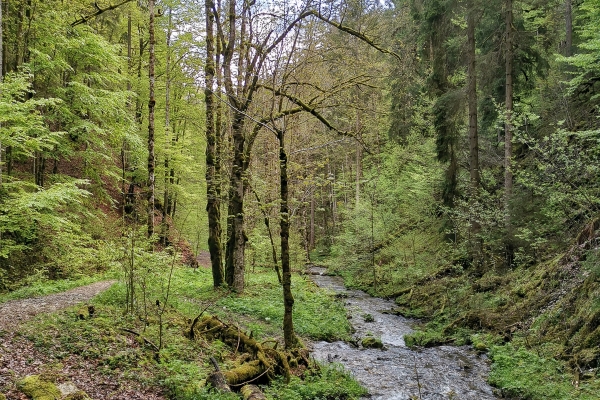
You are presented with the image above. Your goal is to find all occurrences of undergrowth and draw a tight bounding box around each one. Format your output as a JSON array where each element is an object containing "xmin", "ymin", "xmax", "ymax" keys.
[
  {"xmin": 13, "ymin": 263, "xmax": 359, "ymax": 399},
  {"xmin": 327, "ymin": 222, "xmax": 600, "ymax": 398}
]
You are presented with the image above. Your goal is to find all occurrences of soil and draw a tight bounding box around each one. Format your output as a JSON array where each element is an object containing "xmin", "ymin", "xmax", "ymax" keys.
[
  {"xmin": 0, "ymin": 281, "xmax": 166, "ymax": 400},
  {"xmin": 196, "ymin": 251, "xmax": 211, "ymax": 268}
]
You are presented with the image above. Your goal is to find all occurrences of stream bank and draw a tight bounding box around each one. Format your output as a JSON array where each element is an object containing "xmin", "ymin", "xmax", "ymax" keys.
[{"xmin": 308, "ymin": 267, "xmax": 498, "ymax": 400}]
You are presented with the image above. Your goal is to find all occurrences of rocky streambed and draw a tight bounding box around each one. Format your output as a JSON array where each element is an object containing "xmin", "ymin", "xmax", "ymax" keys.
[{"xmin": 308, "ymin": 267, "xmax": 498, "ymax": 400}]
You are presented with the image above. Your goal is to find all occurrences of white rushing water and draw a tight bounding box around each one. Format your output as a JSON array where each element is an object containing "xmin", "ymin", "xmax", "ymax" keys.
[{"xmin": 308, "ymin": 267, "xmax": 498, "ymax": 400}]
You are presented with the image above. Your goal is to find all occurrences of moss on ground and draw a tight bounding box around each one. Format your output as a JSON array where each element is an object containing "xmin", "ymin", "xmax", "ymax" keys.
[
  {"xmin": 328, "ymin": 225, "xmax": 600, "ymax": 399},
  {"xmin": 11, "ymin": 265, "xmax": 360, "ymax": 400},
  {"xmin": 17, "ymin": 375, "xmax": 61, "ymax": 400}
]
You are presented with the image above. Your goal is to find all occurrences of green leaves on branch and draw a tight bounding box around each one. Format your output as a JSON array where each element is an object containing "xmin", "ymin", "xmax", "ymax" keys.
[{"xmin": 0, "ymin": 70, "xmax": 63, "ymax": 158}]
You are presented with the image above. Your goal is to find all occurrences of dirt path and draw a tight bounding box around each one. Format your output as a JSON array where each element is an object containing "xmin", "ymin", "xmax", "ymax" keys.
[
  {"xmin": 0, "ymin": 280, "xmax": 166, "ymax": 400},
  {"xmin": 0, "ymin": 280, "xmax": 116, "ymax": 332}
]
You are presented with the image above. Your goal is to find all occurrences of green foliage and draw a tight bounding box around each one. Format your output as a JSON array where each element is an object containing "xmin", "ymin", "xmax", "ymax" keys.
[
  {"xmin": 561, "ymin": 0, "xmax": 600, "ymax": 97},
  {"xmin": 174, "ymin": 268, "xmax": 353, "ymax": 341},
  {"xmin": 329, "ymin": 135, "xmax": 445, "ymax": 296},
  {"xmin": 487, "ymin": 343, "xmax": 600, "ymax": 399},
  {"xmin": 265, "ymin": 364, "xmax": 367, "ymax": 400},
  {"xmin": 0, "ymin": 70, "xmax": 62, "ymax": 158},
  {"xmin": 515, "ymin": 126, "xmax": 600, "ymax": 240},
  {"xmin": 15, "ymin": 248, "xmax": 358, "ymax": 399}
]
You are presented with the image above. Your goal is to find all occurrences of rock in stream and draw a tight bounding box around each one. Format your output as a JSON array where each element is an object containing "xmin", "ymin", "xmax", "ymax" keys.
[{"xmin": 308, "ymin": 267, "xmax": 498, "ymax": 400}]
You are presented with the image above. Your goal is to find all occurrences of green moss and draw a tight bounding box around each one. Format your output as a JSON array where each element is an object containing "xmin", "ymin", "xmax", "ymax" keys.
[
  {"xmin": 0, "ymin": 393, "xmax": 6, "ymax": 400},
  {"xmin": 361, "ymin": 336, "xmax": 383, "ymax": 349},
  {"xmin": 17, "ymin": 375, "xmax": 61, "ymax": 400},
  {"xmin": 404, "ymin": 330, "xmax": 450, "ymax": 347}
]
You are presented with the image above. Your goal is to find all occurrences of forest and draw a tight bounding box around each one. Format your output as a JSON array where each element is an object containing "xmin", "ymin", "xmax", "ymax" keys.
[{"xmin": 0, "ymin": 0, "xmax": 600, "ymax": 399}]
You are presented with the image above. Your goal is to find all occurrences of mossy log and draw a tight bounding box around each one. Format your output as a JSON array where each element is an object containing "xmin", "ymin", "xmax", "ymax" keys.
[
  {"xmin": 223, "ymin": 360, "xmax": 267, "ymax": 386},
  {"xmin": 240, "ymin": 384, "xmax": 267, "ymax": 400},
  {"xmin": 191, "ymin": 315, "xmax": 301, "ymax": 385}
]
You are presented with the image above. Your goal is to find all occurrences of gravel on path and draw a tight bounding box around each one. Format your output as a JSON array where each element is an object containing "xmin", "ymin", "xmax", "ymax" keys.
[{"xmin": 0, "ymin": 280, "xmax": 117, "ymax": 332}]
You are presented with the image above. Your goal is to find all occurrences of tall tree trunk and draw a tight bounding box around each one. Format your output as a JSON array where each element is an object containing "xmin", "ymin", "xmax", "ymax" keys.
[
  {"xmin": 122, "ymin": 11, "xmax": 132, "ymax": 216},
  {"xmin": 136, "ymin": 25, "xmax": 145, "ymax": 124},
  {"xmin": 162, "ymin": 8, "xmax": 173, "ymax": 246},
  {"xmin": 355, "ymin": 132, "xmax": 361, "ymax": 206},
  {"xmin": 504, "ymin": 0, "xmax": 513, "ymax": 226},
  {"xmin": 205, "ymin": 0, "xmax": 224, "ymax": 287},
  {"xmin": 147, "ymin": 0, "xmax": 156, "ymax": 238},
  {"xmin": 0, "ymin": 0, "xmax": 3, "ymax": 187},
  {"xmin": 467, "ymin": 1, "xmax": 481, "ymax": 264},
  {"xmin": 565, "ymin": 0, "xmax": 573, "ymax": 57},
  {"xmin": 225, "ymin": 112, "xmax": 246, "ymax": 292},
  {"xmin": 278, "ymin": 128, "xmax": 295, "ymax": 349},
  {"xmin": 467, "ymin": 5, "xmax": 479, "ymax": 191}
]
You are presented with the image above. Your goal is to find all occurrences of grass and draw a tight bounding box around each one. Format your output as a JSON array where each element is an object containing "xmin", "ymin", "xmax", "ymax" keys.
[
  {"xmin": 12, "ymin": 262, "xmax": 360, "ymax": 399},
  {"xmin": 324, "ymin": 218, "xmax": 600, "ymax": 399},
  {"xmin": 488, "ymin": 343, "xmax": 600, "ymax": 399}
]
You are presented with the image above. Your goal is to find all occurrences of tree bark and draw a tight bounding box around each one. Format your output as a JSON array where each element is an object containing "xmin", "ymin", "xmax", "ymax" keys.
[
  {"xmin": 467, "ymin": 1, "xmax": 482, "ymax": 264},
  {"xmin": 162, "ymin": 8, "xmax": 173, "ymax": 246},
  {"xmin": 565, "ymin": 0, "xmax": 573, "ymax": 57},
  {"xmin": 504, "ymin": 0, "xmax": 513, "ymax": 226},
  {"xmin": 205, "ymin": 0, "xmax": 224, "ymax": 287},
  {"xmin": 0, "ymin": 0, "xmax": 3, "ymax": 187},
  {"xmin": 278, "ymin": 128, "xmax": 296, "ymax": 349},
  {"xmin": 467, "ymin": 4, "xmax": 479, "ymax": 192},
  {"xmin": 225, "ymin": 111, "xmax": 246, "ymax": 292},
  {"xmin": 309, "ymin": 189, "xmax": 315, "ymax": 251},
  {"xmin": 147, "ymin": 0, "xmax": 156, "ymax": 238}
]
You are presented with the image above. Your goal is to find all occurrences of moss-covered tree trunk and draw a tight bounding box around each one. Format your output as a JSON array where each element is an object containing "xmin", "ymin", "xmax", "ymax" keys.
[
  {"xmin": 161, "ymin": 7, "xmax": 173, "ymax": 246},
  {"xmin": 225, "ymin": 111, "xmax": 246, "ymax": 292},
  {"xmin": 278, "ymin": 128, "xmax": 295, "ymax": 349},
  {"xmin": 205, "ymin": 0, "xmax": 224, "ymax": 287}
]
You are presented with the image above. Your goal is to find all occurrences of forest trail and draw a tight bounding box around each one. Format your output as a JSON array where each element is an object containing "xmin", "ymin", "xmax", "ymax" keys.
[
  {"xmin": 0, "ymin": 280, "xmax": 116, "ymax": 332},
  {"xmin": 0, "ymin": 280, "xmax": 166, "ymax": 399}
]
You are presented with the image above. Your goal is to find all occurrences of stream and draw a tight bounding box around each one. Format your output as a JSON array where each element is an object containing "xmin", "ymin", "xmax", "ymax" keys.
[{"xmin": 308, "ymin": 267, "xmax": 498, "ymax": 400}]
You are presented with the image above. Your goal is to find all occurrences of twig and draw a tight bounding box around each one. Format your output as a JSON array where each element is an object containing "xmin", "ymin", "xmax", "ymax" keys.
[{"xmin": 120, "ymin": 328, "xmax": 160, "ymax": 353}]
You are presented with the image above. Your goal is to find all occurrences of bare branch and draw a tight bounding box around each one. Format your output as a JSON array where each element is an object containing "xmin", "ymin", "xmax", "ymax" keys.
[
  {"xmin": 258, "ymin": 84, "xmax": 372, "ymax": 154},
  {"xmin": 72, "ymin": 0, "xmax": 135, "ymax": 27},
  {"xmin": 305, "ymin": 10, "xmax": 401, "ymax": 61}
]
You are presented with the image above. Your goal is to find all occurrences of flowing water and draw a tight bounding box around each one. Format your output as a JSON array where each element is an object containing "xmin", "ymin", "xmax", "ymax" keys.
[{"xmin": 308, "ymin": 267, "xmax": 498, "ymax": 400}]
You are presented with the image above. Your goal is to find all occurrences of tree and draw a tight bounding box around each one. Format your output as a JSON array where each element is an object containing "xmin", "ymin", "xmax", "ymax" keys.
[
  {"xmin": 147, "ymin": 0, "xmax": 156, "ymax": 238},
  {"xmin": 504, "ymin": 0, "xmax": 514, "ymax": 227},
  {"xmin": 205, "ymin": 0, "xmax": 224, "ymax": 286},
  {"xmin": 0, "ymin": 0, "xmax": 3, "ymax": 186}
]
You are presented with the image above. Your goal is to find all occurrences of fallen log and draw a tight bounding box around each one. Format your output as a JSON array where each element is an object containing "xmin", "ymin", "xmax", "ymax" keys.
[
  {"xmin": 190, "ymin": 315, "xmax": 297, "ymax": 385},
  {"xmin": 241, "ymin": 384, "xmax": 267, "ymax": 400},
  {"xmin": 224, "ymin": 360, "xmax": 269, "ymax": 386},
  {"xmin": 207, "ymin": 356, "xmax": 232, "ymax": 393}
]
